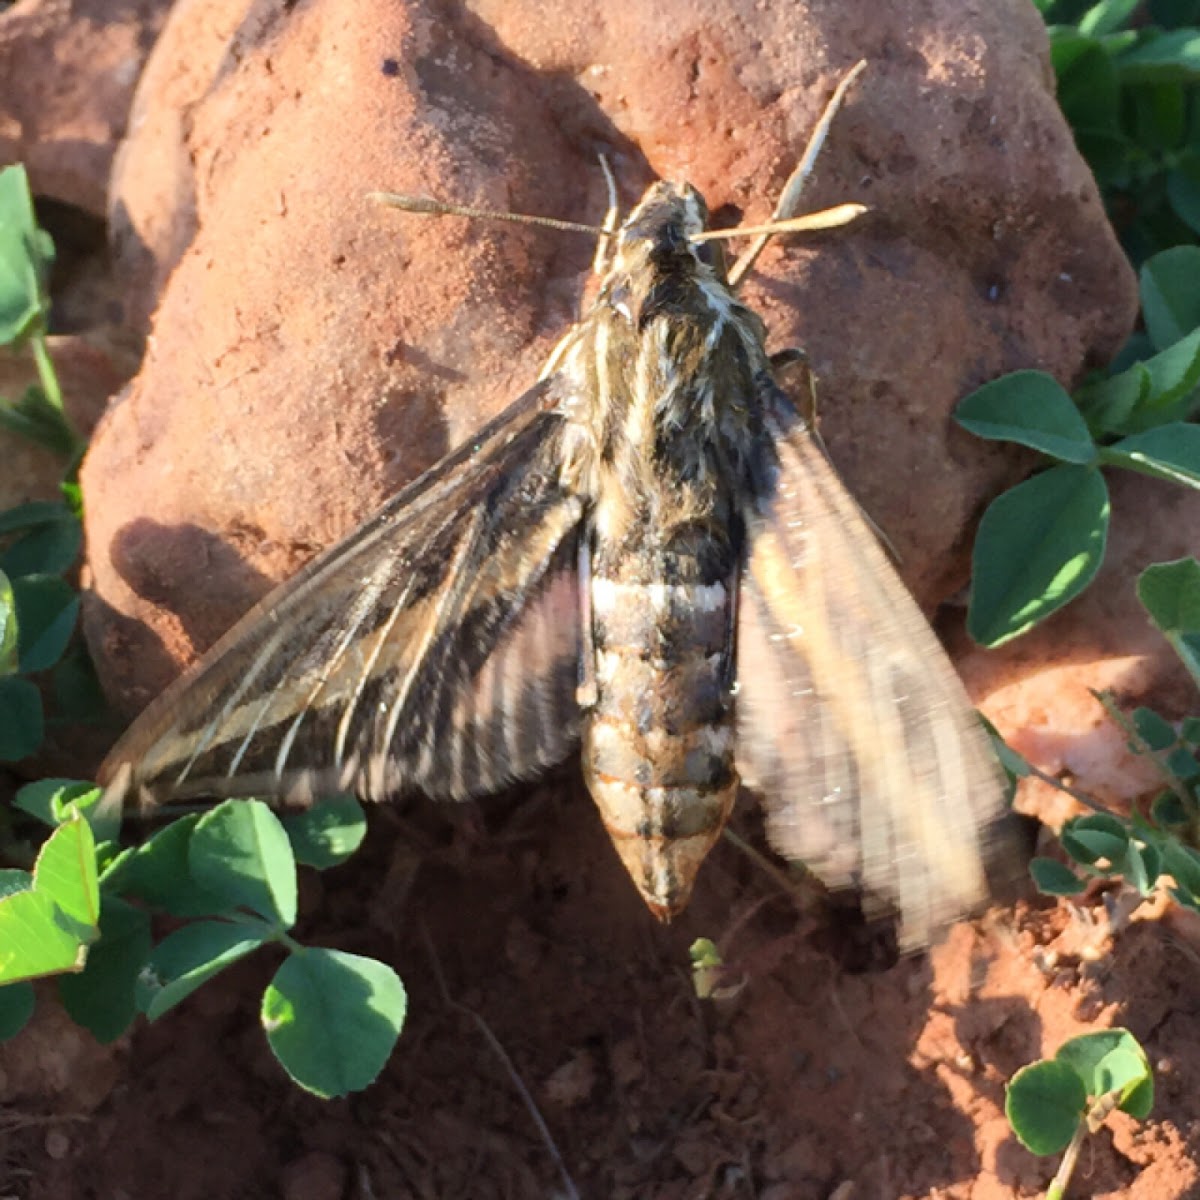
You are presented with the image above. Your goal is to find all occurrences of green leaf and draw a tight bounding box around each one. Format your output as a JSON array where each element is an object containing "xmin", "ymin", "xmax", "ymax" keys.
[
  {"xmin": 1123, "ymin": 840, "xmax": 1158, "ymax": 896},
  {"xmin": 996, "ymin": 742, "xmax": 1033, "ymax": 778},
  {"xmin": 13, "ymin": 778, "xmax": 101, "ymax": 826},
  {"xmin": 108, "ymin": 814, "xmax": 229, "ymax": 918},
  {"xmin": 1138, "ymin": 558, "xmax": 1200, "ymax": 630},
  {"xmin": 1077, "ymin": 0, "xmax": 1138, "ymax": 37},
  {"xmin": 1116, "ymin": 28, "xmax": 1200, "ymax": 84},
  {"xmin": 1030, "ymin": 857, "xmax": 1087, "ymax": 895},
  {"xmin": 190, "ymin": 800, "xmax": 297, "ymax": 927},
  {"xmin": 60, "ymin": 479, "xmax": 83, "ymax": 519},
  {"xmin": 1152, "ymin": 790, "xmax": 1191, "ymax": 826},
  {"xmin": 0, "ymin": 510, "xmax": 81, "ymax": 579},
  {"xmin": 1133, "ymin": 81, "xmax": 1187, "ymax": 152},
  {"xmin": 0, "ymin": 165, "xmax": 52, "ymax": 345},
  {"xmin": 1057, "ymin": 40, "xmax": 1121, "ymax": 134},
  {"xmin": 262, "ymin": 948, "xmax": 406, "ymax": 1098},
  {"xmin": 0, "ymin": 501, "xmax": 70, "ymax": 536},
  {"xmin": 1129, "ymin": 325, "xmax": 1200, "ymax": 426},
  {"xmin": 1136, "ymin": 841, "xmax": 1162, "ymax": 892},
  {"xmin": 11, "ymin": 573, "xmax": 78, "ymax": 673},
  {"xmin": 1110, "ymin": 331, "xmax": 1155, "ymax": 376},
  {"xmin": 58, "ymin": 897, "xmax": 151, "ymax": 1043},
  {"xmin": 1076, "ymin": 361, "xmax": 1151, "ymax": 435},
  {"xmin": 1048, "ymin": 28, "xmax": 1099, "ymax": 76},
  {"xmin": 983, "ymin": 718, "xmax": 1032, "ymax": 780},
  {"xmin": 0, "ymin": 890, "xmax": 89, "ymax": 983},
  {"xmin": 1080, "ymin": 326, "xmax": 1200, "ymax": 434},
  {"xmin": 1056, "ymin": 1029, "xmax": 1154, "ymax": 1118},
  {"xmin": 0, "ymin": 674, "xmax": 42, "ymax": 760},
  {"xmin": 968, "ymin": 465, "xmax": 1109, "ymax": 646},
  {"xmin": 1140, "ymin": 246, "xmax": 1200, "ymax": 348},
  {"xmin": 0, "ymin": 870, "xmax": 32, "ymax": 900},
  {"xmin": 32, "ymin": 812, "xmax": 99, "ymax": 935},
  {"xmin": 955, "ymin": 371, "xmax": 1096, "ymax": 463},
  {"xmin": 0, "ymin": 982, "xmax": 35, "ymax": 1039},
  {"xmin": 1137, "ymin": 558, "xmax": 1200, "ymax": 688},
  {"xmin": 138, "ymin": 920, "xmax": 268, "ymax": 1021},
  {"xmin": 1164, "ymin": 746, "xmax": 1200, "ymax": 779},
  {"xmin": 1132, "ymin": 706, "xmax": 1178, "ymax": 751},
  {"xmin": 53, "ymin": 643, "xmax": 107, "ymax": 723},
  {"xmin": 0, "ymin": 386, "xmax": 79, "ymax": 459},
  {"xmin": 1104, "ymin": 423, "xmax": 1200, "ymax": 487},
  {"xmin": 1060, "ymin": 813, "xmax": 1130, "ymax": 868},
  {"xmin": 0, "ymin": 567, "xmax": 17, "ymax": 675},
  {"xmin": 282, "ymin": 794, "xmax": 368, "ymax": 869},
  {"xmin": 1162, "ymin": 839, "xmax": 1200, "ymax": 897},
  {"xmin": 1006, "ymin": 1059, "xmax": 1088, "ymax": 1155}
]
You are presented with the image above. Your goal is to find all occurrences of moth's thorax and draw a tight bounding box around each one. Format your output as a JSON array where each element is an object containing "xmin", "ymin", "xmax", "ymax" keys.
[{"xmin": 550, "ymin": 181, "xmax": 775, "ymax": 546}]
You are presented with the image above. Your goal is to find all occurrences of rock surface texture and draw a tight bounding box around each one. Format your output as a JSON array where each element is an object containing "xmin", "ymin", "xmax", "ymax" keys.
[
  {"xmin": 0, "ymin": 0, "xmax": 168, "ymax": 216},
  {"xmin": 81, "ymin": 0, "xmax": 1137, "ymax": 716}
]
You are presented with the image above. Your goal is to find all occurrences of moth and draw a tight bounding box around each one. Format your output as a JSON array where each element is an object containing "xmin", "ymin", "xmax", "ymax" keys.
[{"xmin": 98, "ymin": 67, "xmax": 1010, "ymax": 948}]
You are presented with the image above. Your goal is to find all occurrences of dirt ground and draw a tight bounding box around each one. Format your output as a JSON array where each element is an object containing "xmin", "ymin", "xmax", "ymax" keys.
[{"xmin": 3, "ymin": 776, "xmax": 1198, "ymax": 1200}]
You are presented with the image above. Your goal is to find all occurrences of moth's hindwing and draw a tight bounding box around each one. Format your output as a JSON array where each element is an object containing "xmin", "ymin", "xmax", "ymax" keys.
[
  {"xmin": 736, "ymin": 383, "xmax": 1012, "ymax": 949},
  {"xmin": 99, "ymin": 378, "xmax": 586, "ymax": 811}
]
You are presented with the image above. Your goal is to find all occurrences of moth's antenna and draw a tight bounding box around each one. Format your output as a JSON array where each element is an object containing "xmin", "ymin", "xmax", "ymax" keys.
[
  {"xmin": 370, "ymin": 192, "xmax": 611, "ymax": 239},
  {"xmin": 727, "ymin": 58, "xmax": 867, "ymax": 289},
  {"xmin": 592, "ymin": 154, "xmax": 621, "ymax": 276},
  {"xmin": 691, "ymin": 202, "xmax": 866, "ymax": 245}
]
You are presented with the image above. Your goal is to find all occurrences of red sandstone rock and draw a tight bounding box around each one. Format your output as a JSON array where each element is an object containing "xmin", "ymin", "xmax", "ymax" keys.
[
  {"xmin": 81, "ymin": 0, "xmax": 1137, "ymax": 716},
  {"xmin": 0, "ymin": 0, "xmax": 168, "ymax": 216}
]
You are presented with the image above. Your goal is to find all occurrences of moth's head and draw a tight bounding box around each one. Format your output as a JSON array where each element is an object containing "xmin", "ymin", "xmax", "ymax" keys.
[
  {"xmin": 618, "ymin": 180, "xmax": 708, "ymax": 250},
  {"xmin": 605, "ymin": 181, "xmax": 727, "ymax": 324}
]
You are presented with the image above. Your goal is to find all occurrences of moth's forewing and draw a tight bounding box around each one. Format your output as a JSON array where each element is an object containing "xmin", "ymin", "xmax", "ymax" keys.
[
  {"xmin": 736, "ymin": 384, "xmax": 1012, "ymax": 948},
  {"xmin": 99, "ymin": 379, "xmax": 586, "ymax": 812}
]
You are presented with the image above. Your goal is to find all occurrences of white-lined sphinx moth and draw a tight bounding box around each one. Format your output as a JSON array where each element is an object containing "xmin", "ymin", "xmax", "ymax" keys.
[{"xmin": 98, "ymin": 70, "xmax": 1011, "ymax": 948}]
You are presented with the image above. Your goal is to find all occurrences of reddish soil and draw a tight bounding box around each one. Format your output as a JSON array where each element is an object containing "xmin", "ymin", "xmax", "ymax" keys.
[{"xmin": 3, "ymin": 781, "xmax": 1199, "ymax": 1199}]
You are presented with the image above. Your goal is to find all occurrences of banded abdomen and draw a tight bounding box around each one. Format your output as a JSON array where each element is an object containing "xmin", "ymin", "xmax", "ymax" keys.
[{"xmin": 581, "ymin": 540, "xmax": 738, "ymax": 918}]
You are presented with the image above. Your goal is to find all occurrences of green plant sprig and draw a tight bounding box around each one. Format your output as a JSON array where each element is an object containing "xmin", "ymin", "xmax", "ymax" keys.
[
  {"xmin": 0, "ymin": 785, "xmax": 403, "ymax": 1098},
  {"xmin": 1036, "ymin": 0, "xmax": 1200, "ymax": 263},
  {"xmin": 0, "ymin": 165, "xmax": 102, "ymax": 764},
  {"xmin": 0, "ymin": 164, "xmax": 84, "ymax": 461},
  {"xmin": 956, "ymin": 250, "xmax": 1200, "ymax": 647},
  {"xmin": 1007, "ymin": 1028, "xmax": 1153, "ymax": 1200}
]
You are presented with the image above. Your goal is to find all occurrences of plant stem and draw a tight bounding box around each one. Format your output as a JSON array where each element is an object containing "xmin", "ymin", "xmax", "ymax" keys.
[
  {"xmin": 29, "ymin": 332, "xmax": 85, "ymax": 458},
  {"xmin": 1094, "ymin": 689, "xmax": 1192, "ymax": 804},
  {"xmin": 30, "ymin": 334, "xmax": 63, "ymax": 412},
  {"xmin": 1021, "ymin": 756, "xmax": 1116, "ymax": 817},
  {"xmin": 1047, "ymin": 1120, "xmax": 1086, "ymax": 1200}
]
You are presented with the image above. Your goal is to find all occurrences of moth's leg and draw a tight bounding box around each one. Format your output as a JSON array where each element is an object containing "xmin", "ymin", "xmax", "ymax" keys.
[
  {"xmin": 729, "ymin": 59, "xmax": 866, "ymax": 290},
  {"xmin": 591, "ymin": 154, "xmax": 621, "ymax": 278},
  {"xmin": 575, "ymin": 536, "xmax": 598, "ymax": 709}
]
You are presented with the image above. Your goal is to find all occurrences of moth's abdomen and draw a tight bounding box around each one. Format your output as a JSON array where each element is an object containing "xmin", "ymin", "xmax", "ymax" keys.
[{"xmin": 582, "ymin": 572, "xmax": 738, "ymax": 919}]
